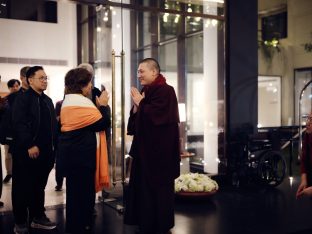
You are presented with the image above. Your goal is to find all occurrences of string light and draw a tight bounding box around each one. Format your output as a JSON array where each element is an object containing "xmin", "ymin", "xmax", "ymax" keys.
[
  {"xmin": 103, "ymin": 8, "xmax": 109, "ymax": 22},
  {"xmin": 187, "ymin": 4, "xmax": 192, "ymax": 13},
  {"xmin": 174, "ymin": 14, "xmax": 179, "ymax": 23},
  {"xmin": 289, "ymin": 176, "xmax": 294, "ymax": 187},
  {"xmin": 163, "ymin": 13, "xmax": 169, "ymax": 23},
  {"xmin": 205, "ymin": 19, "xmax": 211, "ymax": 27},
  {"xmin": 211, "ymin": 19, "xmax": 218, "ymax": 26}
]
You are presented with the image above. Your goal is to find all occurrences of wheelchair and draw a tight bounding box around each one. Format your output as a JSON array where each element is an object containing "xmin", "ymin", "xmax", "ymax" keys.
[{"xmin": 230, "ymin": 132, "xmax": 287, "ymax": 188}]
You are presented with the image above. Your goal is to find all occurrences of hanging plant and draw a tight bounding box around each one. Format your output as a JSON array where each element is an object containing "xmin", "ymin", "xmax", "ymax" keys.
[
  {"xmin": 258, "ymin": 38, "xmax": 281, "ymax": 62},
  {"xmin": 303, "ymin": 42, "xmax": 312, "ymax": 53},
  {"xmin": 302, "ymin": 32, "xmax": 312, "ymax": 53}
]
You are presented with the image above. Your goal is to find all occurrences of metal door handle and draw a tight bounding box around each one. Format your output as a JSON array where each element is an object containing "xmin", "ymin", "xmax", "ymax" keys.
[{"xmin": 111, "ymin": 50, "xmax": 126, "ymax": 187}]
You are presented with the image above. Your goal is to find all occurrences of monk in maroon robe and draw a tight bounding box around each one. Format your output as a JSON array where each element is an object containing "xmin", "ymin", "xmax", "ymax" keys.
[
  {"xmin": 124, "ymin": 58, "xmax": 180, "ymax": 234},
  {"xmin": 297, "ymin": 113, "xmax": 312, "ymax": 198}
]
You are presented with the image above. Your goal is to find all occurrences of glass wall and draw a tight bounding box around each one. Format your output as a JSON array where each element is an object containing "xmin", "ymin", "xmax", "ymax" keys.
[
  {"xmin": 134, "ymin": 1, "xmax": 225, "ymax": 174},
  {"xmin": 79, "ymin": 1, "xmax": 225, "ymax": 176}
]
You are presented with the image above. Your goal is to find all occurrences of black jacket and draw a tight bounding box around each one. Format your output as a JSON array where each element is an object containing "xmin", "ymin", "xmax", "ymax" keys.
[
  {"xmin": 11, "ymin": 87, "xmax": 58, "ymax": 155},
  {"xmin": 0, "ymin": 89, "xmax": 25, "ymax": 145},
  {"xmin": 58, "ymin": 105, "xmax": 111, "ymax": 172}
]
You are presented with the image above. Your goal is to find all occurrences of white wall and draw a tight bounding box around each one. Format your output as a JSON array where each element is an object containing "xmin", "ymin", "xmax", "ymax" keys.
[
  {"xmin": 0, "ymin": 2, "xmax": 77, "ymax": 104},
  {"xmin": 258, "ymin": 0, "xmax": 312, "ymax": 125}
]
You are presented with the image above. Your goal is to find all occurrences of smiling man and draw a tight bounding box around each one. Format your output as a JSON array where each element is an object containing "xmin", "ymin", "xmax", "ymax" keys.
[
  {"xmin": 11, "ymin": 66, "xmax": 58, "ymax": 234},
  {"xmin": 124, "ymin": 58, "xmax": 180, "ymax": 234}
]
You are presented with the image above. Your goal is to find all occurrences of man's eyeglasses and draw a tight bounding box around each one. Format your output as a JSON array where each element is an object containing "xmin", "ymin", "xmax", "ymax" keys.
[{"xmin": 32, "ymin": 76, "xmax": 49, "ymax": 81}]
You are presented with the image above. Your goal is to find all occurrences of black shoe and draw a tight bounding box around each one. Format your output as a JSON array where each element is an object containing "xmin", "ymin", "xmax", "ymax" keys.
[
  {"xmin": 0, "ymin": 201, "xmax": 4, "ymax": 207},
  {"xmin": 55, "ymin": 185, "xmax": 62, "ymax": 191},
  {"xmin": 93, "ymin": 208, "xmax": 97, "ymax": 216},
  {"xmin": 14, "ymin": 223, "xmax": 29, "ymax": 234},
  {"xmin": 3, "ymin": 174, "xmax": 12, "ymax": 183},
  {"xmin": 30, "ymin": 215, "xmax": 57, "ymax": 230},
  {"xmin": 84, "ymin": 225, "xmax": 93, "ymax": 233}
]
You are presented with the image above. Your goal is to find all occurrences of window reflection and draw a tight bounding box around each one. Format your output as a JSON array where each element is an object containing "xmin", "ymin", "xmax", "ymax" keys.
[
  {"xmin": 258, "ymin": 76, "xmax": 281, "ymax": 127},
  {"xmin": 295, "ymin": 68, "xmax": 312, "ymax": 125}
]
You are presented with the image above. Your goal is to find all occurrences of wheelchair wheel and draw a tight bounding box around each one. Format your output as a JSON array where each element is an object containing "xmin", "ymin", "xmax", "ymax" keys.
[{"xmin": 257, "ymin": 150, "xmax": 287, "ymax": 187}]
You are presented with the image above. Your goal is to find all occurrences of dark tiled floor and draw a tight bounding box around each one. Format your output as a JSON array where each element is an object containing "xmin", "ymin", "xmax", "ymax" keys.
[{"xmin": 1, "ymin": 176, "xmax": 312, "ymax": 234}]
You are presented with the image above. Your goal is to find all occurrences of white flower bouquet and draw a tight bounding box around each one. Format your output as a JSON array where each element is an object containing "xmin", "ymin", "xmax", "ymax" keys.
[{"xmin": 175, "ymin": 173, "xmax": 219, "ymax": 193}]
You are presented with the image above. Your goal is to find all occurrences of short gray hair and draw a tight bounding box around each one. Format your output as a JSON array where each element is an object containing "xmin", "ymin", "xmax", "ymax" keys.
[
  {"xmin": 77, "ymin": 63, "xmax": 94, "ymax": 77},
  {"xmin": 20, "ymin": 66, "xmax": 30, "ymax": 77}
]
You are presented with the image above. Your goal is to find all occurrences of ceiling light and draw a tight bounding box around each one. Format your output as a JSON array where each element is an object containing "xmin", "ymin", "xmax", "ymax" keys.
[{"xmin": 211, "ymin": 19, "xmax": 218, "ymax": 26}]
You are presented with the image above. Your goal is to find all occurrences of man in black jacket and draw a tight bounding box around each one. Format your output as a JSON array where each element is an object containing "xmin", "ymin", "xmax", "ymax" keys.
[
  {"xmin": 2, "ymin": 79, "xmax": 21, "ymax": 184},
  {"xmin": 0, "ymin": 97, "xmax": 6, "ymax": 208},
  {"xmin": 0, "ymin": 67, "xmax": 29, "ymax": 210},
  {"xmin": 11, "ymin": 66, "xmax": 58, "ymax": 234}
]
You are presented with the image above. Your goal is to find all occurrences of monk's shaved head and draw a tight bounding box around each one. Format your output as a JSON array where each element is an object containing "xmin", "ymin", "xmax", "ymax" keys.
[{"xmin": 139, "ymin": 58, "xmax": 160, "ymax": 75}]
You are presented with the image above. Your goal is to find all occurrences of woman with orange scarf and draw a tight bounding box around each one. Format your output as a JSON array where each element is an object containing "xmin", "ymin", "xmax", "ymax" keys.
[{"xmin": 58, "ymin": 68, "xmax": 110, "ymax": 233}]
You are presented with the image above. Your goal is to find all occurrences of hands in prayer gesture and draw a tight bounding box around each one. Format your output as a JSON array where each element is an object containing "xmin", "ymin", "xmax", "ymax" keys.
[{"xmin": 131, "ymin": 87, "xmax": 144, "ymax": 113}]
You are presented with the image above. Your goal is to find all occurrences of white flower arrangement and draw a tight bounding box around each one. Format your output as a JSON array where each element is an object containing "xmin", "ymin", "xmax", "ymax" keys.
[{"xmin": 175, "ymin": 173, "xmax": 219, "ymax": 193}]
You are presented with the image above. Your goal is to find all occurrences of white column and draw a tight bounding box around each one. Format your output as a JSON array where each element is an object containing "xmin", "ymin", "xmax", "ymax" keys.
[{"xmin": 203, "ymin": 3, "xmax": 219, "ymax": 174}]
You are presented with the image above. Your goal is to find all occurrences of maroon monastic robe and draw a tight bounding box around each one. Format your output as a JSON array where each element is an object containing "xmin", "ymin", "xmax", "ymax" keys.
[
  {"xmin": 301, "ymin": 132, "xmax": 312, "ymax": 185},
  {"xmin": 124, "ymin": 74, "xmax": 180, "ymax": 232}
]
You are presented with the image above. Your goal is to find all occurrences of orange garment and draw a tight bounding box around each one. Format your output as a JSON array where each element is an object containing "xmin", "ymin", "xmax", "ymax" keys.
[{"xmin": 61, "ymin": 94, "xmax": 110, "ymax": 192}]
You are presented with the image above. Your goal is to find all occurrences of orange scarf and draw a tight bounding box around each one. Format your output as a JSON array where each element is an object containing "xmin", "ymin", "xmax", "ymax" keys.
[{"xmin": 61, "ymin": 94, "xmax": 110, "ymax": 192}]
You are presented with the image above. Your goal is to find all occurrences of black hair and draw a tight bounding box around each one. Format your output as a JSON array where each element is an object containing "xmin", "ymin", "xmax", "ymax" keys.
[
  {"xmin": 7, "ymin": 79, "xmax": 20, "ymax": 88},
  {"xmin": 26, "ymin": 66, "xmax": 44, "ymax": 84},
  {"xmin": 64, "ymin": 68, "xmax": 92, "ymax": 94},
  {"xmin": 139, "ymin": 58, "xmax": 161, "ymax": 74}
]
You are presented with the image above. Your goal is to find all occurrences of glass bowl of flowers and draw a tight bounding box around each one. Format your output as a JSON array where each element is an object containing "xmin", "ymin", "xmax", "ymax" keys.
[{"xmin": 175, "ymin": 173, "xmax": 219, "ymax": 197}]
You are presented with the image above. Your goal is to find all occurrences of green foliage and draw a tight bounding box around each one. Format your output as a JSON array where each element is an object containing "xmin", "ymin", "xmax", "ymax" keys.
[
  {"xmin": 303, "ymin": 42, "xmax": 312, "ymax": 53},
  {"xmin": 302, "ymin": 32, "xmax": 312, "ymax": 53},
  {"xmin": 258, "ymin": 38, "xmax": 281, "ymax": 62}
]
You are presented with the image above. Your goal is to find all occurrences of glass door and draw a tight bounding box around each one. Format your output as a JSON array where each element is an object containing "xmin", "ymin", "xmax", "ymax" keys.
[{"xmin": 93, "ymin": 4, "xmax": 132, "ymax": 212}]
